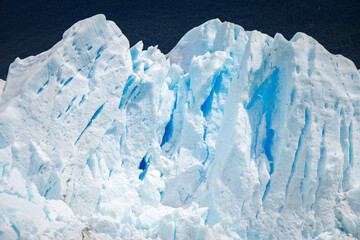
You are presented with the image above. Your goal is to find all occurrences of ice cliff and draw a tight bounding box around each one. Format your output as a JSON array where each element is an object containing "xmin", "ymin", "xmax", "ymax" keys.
[{"xmin": 0, "ymin": 14, "xmax": 360, "ymax": 239}]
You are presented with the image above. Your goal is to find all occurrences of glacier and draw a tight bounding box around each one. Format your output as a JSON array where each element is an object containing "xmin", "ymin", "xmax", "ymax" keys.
[{"xmin": 0, "ymin": 14, "xmax": 360, "ymax": 239}]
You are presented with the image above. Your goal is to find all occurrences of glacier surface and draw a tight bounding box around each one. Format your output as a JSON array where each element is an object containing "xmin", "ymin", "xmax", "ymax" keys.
[{"xmin": 0, "ymin": 14, "xmax": 360, "ymax": 239}]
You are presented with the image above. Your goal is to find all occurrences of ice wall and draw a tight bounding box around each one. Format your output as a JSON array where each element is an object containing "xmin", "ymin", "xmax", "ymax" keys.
[{"xmin": 0, "ymin": 14, "xmax": 359, "ymax": 239}]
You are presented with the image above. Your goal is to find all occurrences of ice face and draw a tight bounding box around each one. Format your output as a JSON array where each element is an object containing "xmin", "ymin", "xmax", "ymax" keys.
[{"xmin": 0, "ymin": 14, "xmax": 360, "ymax": 239}]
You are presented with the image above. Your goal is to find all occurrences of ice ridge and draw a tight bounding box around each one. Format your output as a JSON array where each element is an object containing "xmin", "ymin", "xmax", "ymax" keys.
[{"xmin": 0, "ymin": 14, "xmax": 360, "ymax": 239}]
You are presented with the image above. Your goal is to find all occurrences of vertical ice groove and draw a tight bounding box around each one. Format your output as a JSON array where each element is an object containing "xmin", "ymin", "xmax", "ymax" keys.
[
  {"xmin": 313, "ymin": 123, "xmax": 327, "ymax": 216},
  {"xmin": 348, "ymin": 121, "xmax": 353, "ymax": 167},
  {"xmin": 284, "ymin": 107, "xmax": 310, "ymax": 203},
  {"xmin": 264, "ymin": 126, "xmax": 274, "ymax": 175},
  {"xmin": 264, "ymin": 68, "xmax": 280, "ymax": 171},
  {"xmin": 118, "ymin": 78, "xmax": 143, "ymax": 109},
  {"xmin": 339, "ymin": 108, "xmax": 350, "ymax": 191},
  {"xmin": 300, "ymin": 151, "xmax": 311, "ymax": 206},
  {"xmin": 122, "ymin": 75, "xmax": 136, "ymax": 96},
  {"xmin": 87, "ymin": 44, "xmax": 108, "ymax": 87},
  {"xmin": 307, "ymin": 46, "xmax": 316, "ymax": 77},
  {"xmin": 252, "ymin": 68, "xmax": 281, "ymax": 203}
]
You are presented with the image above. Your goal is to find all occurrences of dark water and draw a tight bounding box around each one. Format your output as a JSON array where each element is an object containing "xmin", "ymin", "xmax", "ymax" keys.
[{"xmin": 1, "ymin": 0, "xmax": 359, "ymax": 80}]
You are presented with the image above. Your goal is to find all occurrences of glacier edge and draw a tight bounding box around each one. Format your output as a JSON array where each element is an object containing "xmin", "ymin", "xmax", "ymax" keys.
[{"xmin": 0, "ymin": 14, "xmax": 359, "ymax": 239}]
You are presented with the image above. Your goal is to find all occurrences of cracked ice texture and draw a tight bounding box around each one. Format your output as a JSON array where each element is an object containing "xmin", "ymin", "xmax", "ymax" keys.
[{"xmin": 0, "ymin": 14, "xmax": 360, "ymax": 239}]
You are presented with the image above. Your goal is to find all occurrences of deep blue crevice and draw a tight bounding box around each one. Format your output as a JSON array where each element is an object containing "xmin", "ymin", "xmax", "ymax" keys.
[
  {"xmin": 66, "ymin": 96, "xmax": 77, "ymax": 113},
  {"xmin": 246, "ymin": 68, "xmax": 279, "ymax": 111},
  {"xmin": 256, "ymin": 68, "xmax": 280, "ymax": 202},
  {"xmin": 79, "ymin": 94, "xmax": 85, "ymax": 105},
  {"xmin": 44, "ymin": 186, "xmax": 52, "ymax": 198},
  {"xmin": 37, "ymin": 88, "xmax": 44, "ymax": 94},
  {"xmin": 129, "ymin": 83, "xmax": 140, "ymax": 97},
  {"xmin": 263, "ymin": 68, "xmax": 280, "ymax": 176},
  {"xmin": 201, "ymin": 88, "xmax": 214, "ymax": 118},
  {"xmin": 118, "ymin": 80, "xmax": 142, "ymax": 109},
  {"xmin": 43, "ymin": 79, "xmax": 49, "ymax": 87},
  {"xmin": 139, "ymin": 154, "xmax": 149, "ymax": 180},
  {"xmin": 62, "ymin": 105, "xmax": 71, "ymax": 116},
  {"xmin": 87, "ymin": 46, "xmax": 105, "ymax": 82},
  {"xmin": 201, "ymin": 73, "xmax": 222, "ymax": 118},
  {"xmin": 203, "ymin": 125, "xmax": 207, "ymax": 141},
  {"xmin": 264, "ymin": 128, "xmax": 275, "ymax": 175},
  {"xmin": 139, "ymin": 155, "xmax": 147, "ymax": 170},
  {"xmin": 122, "ymin": 75, "xmax": 136, "ymax": 96},
  {"xmin": 63, "ymin": 77, "xmax": 73, "ymax": 86},
  {"xmin": 91, "ymin": 103, "xmax": 105, "ymax": 120},
  {"xmin": 160, "ymin": 94, "xmax": 177, "ymax": 148},
  {"xmin": 160, "ymin": 112, "xmax": 174, "ymax": 147},
  {"xmin": 75, "ymin": 102, "xmax": 106, "ymax": 145},
  {"xmin": 262, "ymin": 179, "xmax": 271, "ymax": 202},
  {"xmin": 95, "ymin": 46, "xmax": 104, "ymax": 60},
  {"xmin": 37, "ymin": 79, "xmax": 50, "ymax": 94}
]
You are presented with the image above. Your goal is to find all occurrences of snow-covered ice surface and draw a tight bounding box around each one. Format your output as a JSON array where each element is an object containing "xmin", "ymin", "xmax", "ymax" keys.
[
  {"xmin": 0, "ymin": 79, "xmax": 5, "ymax": 98},
  {"xmin": 0, "ymin": 14, "xmax": 360, "ymax": 239}
]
